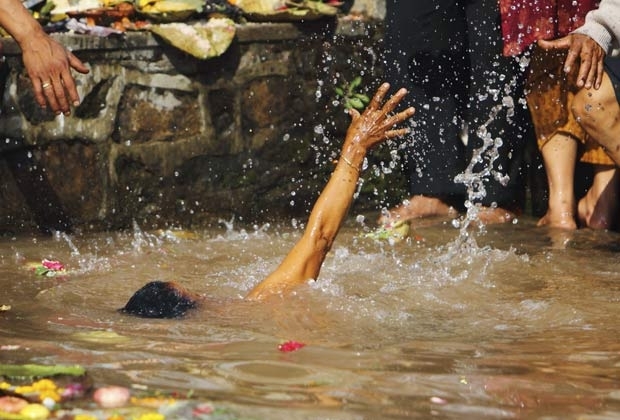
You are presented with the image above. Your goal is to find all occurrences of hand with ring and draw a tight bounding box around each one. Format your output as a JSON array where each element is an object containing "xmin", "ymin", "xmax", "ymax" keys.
[{"xmin": 1, "ymin": 0, "xmax": 90, "ymax": 116}]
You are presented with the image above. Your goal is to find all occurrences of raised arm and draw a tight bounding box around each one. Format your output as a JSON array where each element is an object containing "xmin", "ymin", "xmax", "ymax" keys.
[
  {"xmin": 246, "ymin": 83, "xmax": 415, "ymax": 300},
  {"xmin": 0, "ymin": 0, "xmax": 89, "ymax": 115}
]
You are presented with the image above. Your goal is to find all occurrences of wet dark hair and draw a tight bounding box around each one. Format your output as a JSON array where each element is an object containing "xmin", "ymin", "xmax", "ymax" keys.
[{"xmin": 118, "ymin": 281, "xmax": 199, "ymax": 319}]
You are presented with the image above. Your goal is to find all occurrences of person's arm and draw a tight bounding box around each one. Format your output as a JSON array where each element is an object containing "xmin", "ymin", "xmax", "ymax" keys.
[
  {"xmin": 246, "ymin": 83, "xmax": 415, "ymax": 300},
  {"xmin": 0, "ymin": 0, "xmax": 89, "ymax": 115},
  {"xmin": 537, "ymin": 0, "xmax": 620, "ymax": 90}
]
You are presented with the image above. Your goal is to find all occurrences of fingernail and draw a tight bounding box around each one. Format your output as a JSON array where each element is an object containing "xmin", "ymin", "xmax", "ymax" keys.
[
  {"xmin": 73, "ymin": 100, "xmax": 80, "ymax": 107},
  {"xmin": 564, "ymin": 66, "xmax": 570, "ymax": 72}
]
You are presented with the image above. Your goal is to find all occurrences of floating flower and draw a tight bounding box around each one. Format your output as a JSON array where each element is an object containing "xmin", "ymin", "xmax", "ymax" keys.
[
  {"xmin": 192, "ymin": 402, "xmax": 214, "ymax": 415},
  {"xmin": 61, "ymin": 382, "xmax": 86, "ymax": 399},
  {"xmin": 41, "ymin": 259, "xmax": 65, "ymax": 271},
  {"xmin": 19, "ymin": 403, "xmax": 50, "ymax": 419},
  {"xmin": 0, "ymin": 396, "xmax": 28, "ymax": 414},
  {"xmin": 278, "ymin": 340, "xmax": 306, "ymax": 352},
  {"xmin": 27, "ymin": 259, "xmax": 67, "ymax": 277},
  {"xmin": 93, "ymin": 386, "xmax": 131, "ymax": 408}
]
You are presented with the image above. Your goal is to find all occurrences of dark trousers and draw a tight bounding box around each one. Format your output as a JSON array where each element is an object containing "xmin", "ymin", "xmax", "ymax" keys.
[{"xmin": 384, "ymin": 0, "xmax": 532, "ymax": 210}]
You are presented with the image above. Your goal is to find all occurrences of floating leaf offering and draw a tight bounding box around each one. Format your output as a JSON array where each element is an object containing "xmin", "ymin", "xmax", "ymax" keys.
[
  {"xmin": 0, "ymin": 364, "xmax": 86, "ymax": 380},
  {"xmin": 149, "ymin": 17, "xmax": 236, "ymax": 59},
  {"xmin": 363, "ymin": 220, "xmax": 410, "ymax": 243},
  {"xmin": 25, "ymin": 259, "xmax": 67, "ymax": 277}
]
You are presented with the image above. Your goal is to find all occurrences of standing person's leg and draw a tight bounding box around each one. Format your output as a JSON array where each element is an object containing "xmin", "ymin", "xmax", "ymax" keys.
[
  {"xmin": 526, "ymin": 47, "xmax": 580, "ymax": 229},
  {"xmin": 381, "ymin": 0, "xmax": 468, "ymax": 225},
  {"xmin": 578, "ymin": 165, "xmax": 619, "ymax": 229},
  {"xmin": 537, "ymin": 134, "xmax": 579, "ymax": 229},
  {"xmin": 464, "ymin": 0, "xmax": 531, "ymax": 223},
  {"xmin": 572, "ymin": 57, "xmax": 620, "ymax": 229},
  {"xmin": 573, "ymin": 58, "xmax": 620, "ymax": 165}
]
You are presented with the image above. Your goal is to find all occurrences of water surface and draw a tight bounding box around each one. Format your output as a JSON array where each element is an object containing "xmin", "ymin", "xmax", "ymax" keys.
[{"xmin": 1, "ymin": 216, "xmax": 619, "ymax": 419}]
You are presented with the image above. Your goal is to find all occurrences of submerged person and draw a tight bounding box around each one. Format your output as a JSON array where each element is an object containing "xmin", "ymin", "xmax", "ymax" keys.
[
  {"xmin": 0, "ymin": 0, "xmax": 89, "ymax": 115},
  {"xmin": 119, "ymin": 83, "xmax": 416, "ymax": 318}
]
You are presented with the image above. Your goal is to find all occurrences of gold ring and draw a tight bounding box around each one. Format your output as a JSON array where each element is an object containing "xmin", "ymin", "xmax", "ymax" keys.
[{"xmin": 42, "ymin": 82, "xmax": 52, "ymax": 89}]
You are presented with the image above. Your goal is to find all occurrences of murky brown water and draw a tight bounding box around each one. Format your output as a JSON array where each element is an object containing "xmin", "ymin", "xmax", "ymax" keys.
[{"xmin": 1, "ymin": 215, "xmax": 619, "ymax": 419}]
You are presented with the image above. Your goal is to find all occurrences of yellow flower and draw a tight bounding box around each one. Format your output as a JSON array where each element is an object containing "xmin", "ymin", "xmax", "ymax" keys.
[
  {"xmin": 0, "ymin": 382, "xmax": 11, "ymax": 390},
  {"xmin": 38, "ymin": 390, "xmax": 61, "ymax": 402},
  {"xmin": 14, "ymin": 385, "xmax": 35, "ymax": 394},
  {"xmin": 74, "ymin": 414, "xmax": 99, "ymax": 420},
  {"xmin": 130, "ymin": 397, "xmax": 176, "ymax": 407},
  {"xmin": 32, "ymin": 379, "xmax": 57, "ymax": 391},
  {"xmin": 135, "ymin": 413, "xmax": 165, "ymax": 420}
]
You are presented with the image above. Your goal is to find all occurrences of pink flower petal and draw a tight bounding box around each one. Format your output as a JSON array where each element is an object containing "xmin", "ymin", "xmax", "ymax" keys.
[
  {"xmin": 42, "ymin": 259, "xmax": 65, "ymax": 271},
  {"xmin": 278, "ymin": 340, "xmax": 306, "ymax": 352}
]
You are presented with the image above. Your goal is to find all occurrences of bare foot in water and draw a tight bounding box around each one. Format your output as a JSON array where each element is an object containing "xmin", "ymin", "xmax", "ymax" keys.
[
  {"xmin": 378, "ymin": 195, "xmax": 457, "ymax": 226},
  {"xmin": 475, "ymin": 207, "xmax": 517, "ymax": 225},
  {"xmin": 536, "ymin": 207, "xmax": 577, "ymax": 230},
  {"xmin": 577, "ymin": 166, "xmax": 619, "ymax": 230}
]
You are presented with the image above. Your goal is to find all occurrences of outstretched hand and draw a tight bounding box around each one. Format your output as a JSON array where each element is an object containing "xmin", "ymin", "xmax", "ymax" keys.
[
  {"xmin": 538, "ymin": 34, "xmax": 606, "ymax": 89},
  {"xmin": 343, "ymin": 83, "xmax": 415, "ymax": 152},
  {"xmin": 21, "ymin": 32, "xmax": 90, "ymax": 115}
]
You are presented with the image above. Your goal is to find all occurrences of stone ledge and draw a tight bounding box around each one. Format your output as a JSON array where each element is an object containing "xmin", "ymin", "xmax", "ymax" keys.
[{"xmin": 0, "ymin": 17, "xmax": 377, "ymax": 57}]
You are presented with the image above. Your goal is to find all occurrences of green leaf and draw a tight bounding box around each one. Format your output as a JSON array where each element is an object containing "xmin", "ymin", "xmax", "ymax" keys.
[
  {"xmin": 349, "ymin": 76, "xmax": 362, "ymax": 90},
  {"xmin": 354, "ymin": 93, "xmax": 370, "ymax": 103},
  {"xmin": 348, "ymin": 97, "xmax": 365, "ymax": 109},
  {"xmin": 0, "ymin": 364, "xmax": 86, "ymax": 379},
  {"xmin": 34, "ymin": 266, "xmax": 49, "ymax": 276},
  {"xmin": 334, "ymin": 86, "xmax": 345, "ymax": 97}
]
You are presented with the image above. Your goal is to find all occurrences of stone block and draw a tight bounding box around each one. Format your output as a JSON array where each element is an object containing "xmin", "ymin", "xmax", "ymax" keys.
[{"xmin": 114, "ymin": 83, "xmax": 203, "ymax": 144}]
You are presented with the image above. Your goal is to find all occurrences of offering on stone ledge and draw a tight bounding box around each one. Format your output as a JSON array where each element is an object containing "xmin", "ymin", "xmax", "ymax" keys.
[{"xmin": 149, "ymin": 17, "xmax": 236, "ymax": 59}]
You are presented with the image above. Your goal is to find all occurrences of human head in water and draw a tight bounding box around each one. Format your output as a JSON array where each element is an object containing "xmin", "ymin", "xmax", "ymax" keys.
[{"xmin": 119, "ymin": 281, "xmax": 200, "ymax": 318}]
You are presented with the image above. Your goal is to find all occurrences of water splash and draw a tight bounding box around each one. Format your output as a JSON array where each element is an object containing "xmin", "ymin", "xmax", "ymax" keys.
[{"xmin": 56, "ymin": 231, "xmax": 80, "ymax": 256}]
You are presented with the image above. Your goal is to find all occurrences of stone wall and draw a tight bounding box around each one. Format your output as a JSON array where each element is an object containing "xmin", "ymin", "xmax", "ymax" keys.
[{"xmin": 0, "ymin": 12, "xmax": 406, "ymax": 233}]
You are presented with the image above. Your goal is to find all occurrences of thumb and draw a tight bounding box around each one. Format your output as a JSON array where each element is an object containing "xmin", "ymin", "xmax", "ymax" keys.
[
  {"xmin": 347, "ymin": 107, "xmax": 361, "ymax": 120},
  {"xmin": 537, "ymin": 37, "xmax": 571, "ymax": 51}
]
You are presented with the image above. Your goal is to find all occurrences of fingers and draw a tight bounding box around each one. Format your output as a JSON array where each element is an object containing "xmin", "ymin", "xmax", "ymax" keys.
[
  {"xmin": 68, "ymin": 52, "xmax": 90, "ymax": 75},
  {"xmin": 60, "ymin": 67, "xmax": 81, "ymax": 107},
  {"xmin": 537, "ymin": 37, "xmax": 571, "ymax": 51},
  {"xmin": 383, "ymin": 106, "xmax": 415, "ymax": 130},
  {"xmin": 583, "ymin": 57, "xmax": 599, "ymax": 89},
  {"xmin": 32, "ymin": 79, "xmax": 48, "ymax": 109},
  {"xmin": 573, "ymin": 42, "xmax": 605, "ymax": 89},
  {"xmin": 575, "ymin": 50, "xmax": 592, "ymax": 87},
  {"xmin": 23, "ymin": 39, "xmax": 85, "ymax": 115},
  {"xmin": 33, "ymin": 72, "xmax": 80, "ymax": 116},
  {"xmin": 383, "ymin": 127, "xmax": 410, "ymax": 139},
  {"xmin": 36, "ymin": 75, "xmax": 67, "ymax": 115},
  {"xmin": 367, "ymin": 82, "xmax": 390, "ymax": 111},
  {"xmin": 595, "ymin": 59, "xmax": 605, "ymax": 89},
  {"xmin": 378, "ymin": 87, "xmax": 408, "ymax": 119}
]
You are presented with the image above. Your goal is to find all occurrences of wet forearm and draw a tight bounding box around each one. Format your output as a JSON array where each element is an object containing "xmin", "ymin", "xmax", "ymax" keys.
[
  {"xmin": 303, "ymin": 142, "xmax": 366, "ymax": 252},
  {"xmin": 0, "ymin": 0, "xmax": 46, "ymax": 46}
]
